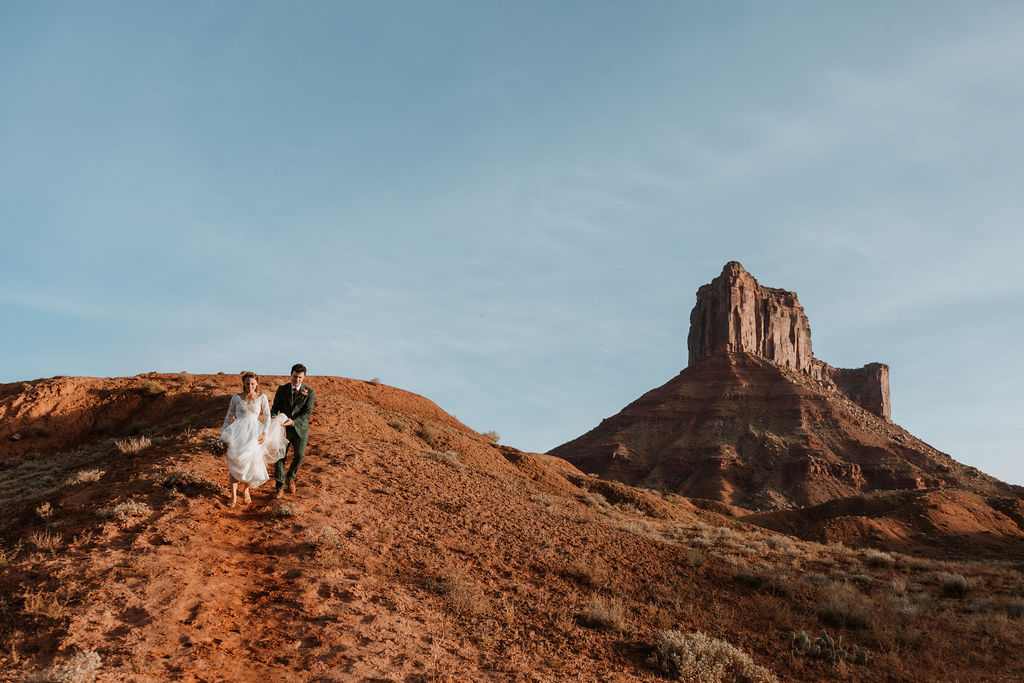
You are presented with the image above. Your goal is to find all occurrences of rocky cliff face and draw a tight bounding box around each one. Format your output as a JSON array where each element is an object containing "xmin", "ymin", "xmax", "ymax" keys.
[
  {"xmin": 688, "ymin": 262, "xmax": 891, "ymax": 421},
  {"xmin": 549, "ymin": 262, "xmax": 1018, "ymax": 511}
]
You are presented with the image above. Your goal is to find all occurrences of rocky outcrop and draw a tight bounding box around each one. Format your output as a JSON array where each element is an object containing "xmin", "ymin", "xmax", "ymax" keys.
[
  {"xmin": 550, "ymin": 262, "xmax": 1020, "ymax": 511},
  {"xmin": 688, "ymin": 262, "xmax": 891, "ymax": 421}
]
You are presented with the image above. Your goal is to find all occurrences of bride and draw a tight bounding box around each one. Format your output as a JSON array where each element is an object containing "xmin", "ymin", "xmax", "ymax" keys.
[{"xmin": 220, "ymin": 372, "xmax": 288, "ymax": 506}]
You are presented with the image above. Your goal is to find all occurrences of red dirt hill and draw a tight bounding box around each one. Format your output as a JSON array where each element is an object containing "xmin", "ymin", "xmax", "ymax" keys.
[{"xmin": 3, "ymin": 373, "xmax": 1024, "ymax": 681}]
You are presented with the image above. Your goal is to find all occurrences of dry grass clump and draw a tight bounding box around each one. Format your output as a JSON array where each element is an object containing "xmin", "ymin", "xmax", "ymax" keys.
[
  {"xmin": 648, "ymin": 630, "xmax": 778, "ymax": 682},
  {"xmin": 159, "ymin": 468, "xmax": 222, "ymax": 495},
  {"xmin": 114, "ymin": 435, "xmax": 151, "ymax": 454},
  {"xmin": 565, "ymin": 557, "xmax": 609, "ymax": 589},
  {"xmin": 422, "ymin": 567, "xmax": 485, "ymax": 616},
  {"xmin": 581, "ymin": 491, "xmax": 609, "ymax": 508},
  {"xmin": 530, "ymin": 493, "xmax": 561, "ymax": 511},
  {"xmin": 424, "ymin": 449, "xmax": 465, "ymax": 470},
  {"xmin": 99, "ymin": 500, "xmax": 151, "ymax": 523},
  {"xmin": 579, "ymin": 596, "xmax": 626, "ymax": 631},
  {"xmin": 26, "ymin": 649, "xmax": 102, "ymax": 682},
  {"xmin": 367, "ymin": 377, "xmax": 381, "ymax": 385},
  {"xmin": 20, "ymin": 587, "xmax": 67, "ymax": 620},
  {"xmin": 481, "ymin": 430, "xmax": 500, "ymax": 442},
  {"xmin": 270, "ymin": 502, "xmax": 295, "ymax": 518},
  {"xmin": 937, "ymin": 572, "xmax": 971, "ymax": 598},
  {"xmin": 141, "ymin": 381, "xmax": 167, "ymax": 396},
  {"xmin": 388, "ymin": 419, "xmax": 408, "ymax": 433},
  {"xmin": 416, "ymin": 424, "xmax": 440, "ymax": 448},
  {"xmin": 35, "ymin": 502, "xmax": 53, "ymax": 520},
  {"xmin": 863, "ymin": 548, "xmax": 897, "ymax": 568},
  {"xmin": 28, "ymin": 531, "xmax": 62, "ymax": 553},
  {"xmin": 817, "ymin": 582, "xmax": 874, "ymax": 630},
  {"xmin": 735, "ymin": 570, "xmax": 796, "ymax": 598},
  {"xmin": 686, "ymin": 549, "xmax": 707, "ymax": 567},
  {"xmin": 64, "ymin": 469, "xmax": 104, "ymax": 486}
]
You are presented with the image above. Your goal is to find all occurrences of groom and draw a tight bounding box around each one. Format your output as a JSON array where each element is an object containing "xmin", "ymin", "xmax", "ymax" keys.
[{"xmin": 271, "ymin": 363, "xmax": 315, "ymax": 498}]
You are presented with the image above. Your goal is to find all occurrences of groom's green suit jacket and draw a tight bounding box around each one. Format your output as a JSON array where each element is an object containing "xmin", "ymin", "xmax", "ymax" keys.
[{"xmin": 271, "ymin": 383, "xmax": 315, "ymax": 440}]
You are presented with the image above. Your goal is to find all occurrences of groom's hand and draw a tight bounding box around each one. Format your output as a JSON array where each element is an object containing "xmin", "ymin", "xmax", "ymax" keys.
[
  {"xmin": 258, "ymin": 434, "xmax": 266, "ymax": 445},
  {"xmin": 283, "ymin": 418, "xmax": 294, "ymax": 426}
]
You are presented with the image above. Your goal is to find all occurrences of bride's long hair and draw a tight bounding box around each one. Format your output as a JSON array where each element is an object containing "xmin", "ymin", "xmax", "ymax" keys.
[{"xmin": 240, "ymin": 371, "xmax": 258, "ymax": 399}]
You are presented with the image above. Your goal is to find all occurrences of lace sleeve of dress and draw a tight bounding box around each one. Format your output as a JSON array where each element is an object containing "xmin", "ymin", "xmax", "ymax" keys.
[
  {"xmin": 221, "ymin": 394, "xmax": 238, "ymax": 433},
  {"xmin": 260, "ymin": 394, "xmax": 271, "ymax": 436}
]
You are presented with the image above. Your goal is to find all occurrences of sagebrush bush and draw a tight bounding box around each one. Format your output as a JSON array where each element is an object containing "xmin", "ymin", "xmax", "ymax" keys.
[
  {"xmin": 27, "ymin": 649, "xmax": 102, "ymax": 682},
  {"xmin": 65, "ymin": 469, "xmax": 104, "ymax": 486},
  {"xmin": 99, "ymin": 500, "xmax": 151, "ymax": 522},
  {"xmin": 482, "ymin": 430, "xmax": 500, "ymax": 442},
  {"xmin": 649, "ymin": 630, "xmax": 778, "ymax": 682}
]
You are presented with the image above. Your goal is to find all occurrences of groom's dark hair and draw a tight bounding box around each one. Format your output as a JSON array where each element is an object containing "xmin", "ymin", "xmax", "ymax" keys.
[{"xmin": 291, "ymin": 363, "xmax": 307, "ymax": 374}]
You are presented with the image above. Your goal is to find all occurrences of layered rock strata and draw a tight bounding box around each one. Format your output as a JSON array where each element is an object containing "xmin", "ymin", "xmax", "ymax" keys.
[
  {"xmin": 550, "ymin": 262, "xmax": 1018, "ymax": 510},
  {"xmin": 688, "ymin": 261, "xmax": 891, "ymax": 420}
]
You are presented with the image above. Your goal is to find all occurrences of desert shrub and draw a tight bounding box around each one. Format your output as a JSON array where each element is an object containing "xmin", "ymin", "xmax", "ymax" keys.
[
  {"xmin": 99, "ymin": 500, "xmax": 151, "ymax": 523},
  {"xmin": 416, "ymin": 424, "xmax": 440, "ymax": 447},
  {"xmin": 863, "ymin": 548, "xmax": 896, "ymax": 568},
  {"xmin": 803, "ymin": 573, "xmax": 830, "ymax": 587},
  {"xmin": 938, "ymin": 572, "xmax": 971, "ymax": 598},
  {"xmin": 764, "ymin": 535, "xmax": 797, "ymax": 553},
  {"xmin": 35, "ymin": 502, "xmax": 53, "ymax": 520},
  {"xmin": 388, "ymin": 419, "xmax": 408, "ymax": 433},
  {"xmin": 889, "ymin": 577, "xmax": 908, "ymax": 596},
  {"xmin": 28, "ymin": 531, "xmax": 62, "ymax": 553},
  {"xmin": 530, "ymin": 493, "xmax": 561, "ymax": 511},
  {"xmin": 27, "ymin": 649, "xmax": 102, "ymax": 682},
  {"xmin": 141, "ymin": 381, "xmax": 167, "ymax": 396},
  {"xmin": 159, "ymin": 468, "xmax": 221, "ymax": 495},
  {"xmin": 367, "ymin": 377, "xmax": 381, "ymax": 385},
  {"xmin": 482, "ymin": 430, "xmax": 500, "ymax": 442},
  {"xmin": 789, "ymin": 629, "xmax": 870, "ymax": 665},
  {"xmin": 20, "ymin": 587, "xmax": 67, "ymax": 620},
  {"xmin": 649, "ymin": 630, "xmax": 778, "ymax": 682},
  {"xmin": 690, "ymin": 536, "xmax": 712, "ymax": 548},
  {"xmin": 686, "ymin": 549, "xmax": 707, "ymax": 567},
  {"xmin": 735, "ymin": 570, "xmax": 795, "ymax": 598},
  {"xmin": 115, "ymin": 435, "xmax": 151, "ymax": 455},
  {"xmin": 424, "ymin": 449, "xmax": 465, "ymax": 470},
  {"xmin": 270, "ymin": 502, "xmax": 295, "ymax": 518},
  {"xmin": 422, "ymin": 567, "xmax": 484, "ymax": 616},
  {"xmin": 565, "ymin": 557, "xmax": 609, "ymax": 588},
  {"xmin": 817, "ymin": 583, "xmax": 873, "ymax": 630},
  {"xmin": 579, "ymin": 596, "xmax": 626, "ymax": 631},
  {"xmin": 581, "ymin": 491, "xmax": 609, "ymax": 508},
  {"xmin": 65, "ymin": 469, "xmax": 104, "ymax": 486}
]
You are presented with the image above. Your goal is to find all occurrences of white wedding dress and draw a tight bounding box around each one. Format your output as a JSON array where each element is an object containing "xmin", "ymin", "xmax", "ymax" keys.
[{"xmin": 220, "ymin": 393, "xmax": 288, "ymax": 488}]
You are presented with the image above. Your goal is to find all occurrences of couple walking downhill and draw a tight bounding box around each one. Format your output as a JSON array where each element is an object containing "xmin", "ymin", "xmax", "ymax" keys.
[{"xmin": 219, "ymin": 364, "xmax": 315, "ymax": 507}]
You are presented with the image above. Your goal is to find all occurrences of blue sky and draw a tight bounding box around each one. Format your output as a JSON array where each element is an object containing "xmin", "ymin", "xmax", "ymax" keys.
[{"xmin": 2, "ymin": 2, "xmax": 1022, "ymax": 484}]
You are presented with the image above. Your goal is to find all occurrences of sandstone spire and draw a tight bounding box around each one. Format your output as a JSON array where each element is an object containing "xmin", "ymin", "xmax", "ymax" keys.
[{"xmin": 687, "ymin": 262, "xmax": 891, "ymax": 420}]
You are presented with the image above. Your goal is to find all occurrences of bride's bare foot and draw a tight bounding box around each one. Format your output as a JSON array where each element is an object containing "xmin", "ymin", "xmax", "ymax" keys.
[
  {"xmin": 243, "ymin": 489, "xmax": 252, "ymax": 504},
  {"xmin": 229, "ymin": 496, "xmax": 237, "ymax": 508}
]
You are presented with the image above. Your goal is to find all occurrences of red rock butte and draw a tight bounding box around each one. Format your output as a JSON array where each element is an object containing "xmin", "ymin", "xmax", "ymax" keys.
[
  {"xmin": 551, "ymin": 262, "xmax": 1016, "ymax": 510},
  {"xmin": 688, "ymin": 261, "xmax": 890, "ymax": 420}
]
